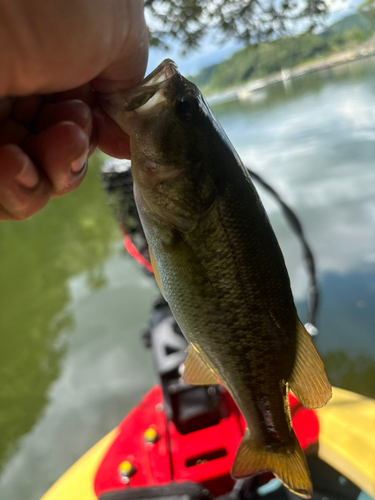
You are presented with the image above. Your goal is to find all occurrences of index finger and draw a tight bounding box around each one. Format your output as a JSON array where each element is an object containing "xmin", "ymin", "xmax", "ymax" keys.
[
  {"xmin": 92, "ymin": 105, "xmax": 131, "ymax": 159},
  {"xmin": 90, "ymin": 1, "xmax": 148, "ymax": 93}
]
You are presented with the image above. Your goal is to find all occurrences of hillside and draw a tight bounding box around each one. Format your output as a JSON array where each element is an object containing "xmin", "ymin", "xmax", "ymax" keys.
[
  {"xmin": 321, "ymin": 12, "xmax": 373, "ymax": 38},
  {"xmin": 190, "ymin": 13, "xmax": 375, "ymax": 93}
]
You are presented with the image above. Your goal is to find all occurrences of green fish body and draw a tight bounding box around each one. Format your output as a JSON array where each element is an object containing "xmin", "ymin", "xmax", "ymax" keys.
[{"xmin": 99, "ymin": 60, "xmax": 332, "ymax": 498}]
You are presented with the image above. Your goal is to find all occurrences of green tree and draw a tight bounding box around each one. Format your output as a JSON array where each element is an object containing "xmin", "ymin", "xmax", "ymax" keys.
[
  {"xmin": 194, "ymin": 33, "xmax": 331, "ymax": 92},
  {"xmin": 145, "ymin": 0, "xmax": 329, "ymax": 49},
  {"xmin": 358, "ymin": 0, "xmax": 375, "ymax": 23}
]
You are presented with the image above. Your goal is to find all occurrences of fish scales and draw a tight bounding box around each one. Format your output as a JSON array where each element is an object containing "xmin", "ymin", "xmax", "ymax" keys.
[
  {"xmin": 99, "ymin": 59, "xmax": 332, "ymax": 498},
  {"xmin": 138, "ymin": 169, "xmax": 297, "ymax": 441}
]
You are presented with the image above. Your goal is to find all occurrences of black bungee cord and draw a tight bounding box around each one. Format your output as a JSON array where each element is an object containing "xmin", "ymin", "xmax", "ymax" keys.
[{"xmin": 246, "ymin": 167, "xmax": 319, "ymax": 334}]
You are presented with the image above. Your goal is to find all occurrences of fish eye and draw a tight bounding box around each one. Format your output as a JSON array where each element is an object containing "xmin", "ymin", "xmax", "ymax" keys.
[{"xmin": 175, "ymin": 95, "xmax": 200, "ymax": 122}]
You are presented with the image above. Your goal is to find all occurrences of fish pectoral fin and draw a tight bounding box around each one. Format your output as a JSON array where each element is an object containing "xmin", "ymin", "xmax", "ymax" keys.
[
  {"xmin": 164, "ymin": 232, "xmax": 216, "ymax": 294},
  {"xmin": 149, "ymin": 248, "xmax": 166, "ymax": 300},
  {"xmin": 288, "ymin": 321, "xmax": 332, "ymax": 409},
  {"xmin": 232, "ymin": 429, "xmax": 312, "ymax": 498},
  {"xmin": 182, "ymin": 344, "xmax": 219, "ymax": 386}
]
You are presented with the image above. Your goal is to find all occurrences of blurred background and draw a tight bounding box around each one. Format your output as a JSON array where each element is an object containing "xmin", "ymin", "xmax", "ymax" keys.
[{"xmin": 0, "ymin": 1, "xmax": 374, "ymax": 498}]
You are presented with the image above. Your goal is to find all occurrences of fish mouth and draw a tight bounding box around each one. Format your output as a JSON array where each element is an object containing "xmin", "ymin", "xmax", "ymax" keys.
[
  {"xmin": 98, "ymin": 59, "xmax": 178, "ymax": 119},
  {"xmin": 141, "ymin": 59, "xmax": 178, "ymax": 88}
]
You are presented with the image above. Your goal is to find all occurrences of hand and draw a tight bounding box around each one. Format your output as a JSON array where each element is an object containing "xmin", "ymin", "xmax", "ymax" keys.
[{"xmin": 0, "ymin": 0, "xmax": 148, "ymax": 221}]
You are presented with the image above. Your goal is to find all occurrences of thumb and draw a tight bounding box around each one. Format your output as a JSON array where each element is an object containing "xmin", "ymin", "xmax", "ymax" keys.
[{"xmin": 90, "ymin": 0, "xmax": 149, "ymax": 93}]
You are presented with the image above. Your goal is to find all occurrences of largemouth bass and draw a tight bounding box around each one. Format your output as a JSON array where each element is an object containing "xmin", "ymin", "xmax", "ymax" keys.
[{"xmin": 99, "ymin": 60, "xmax": 332, "ymax": 498}]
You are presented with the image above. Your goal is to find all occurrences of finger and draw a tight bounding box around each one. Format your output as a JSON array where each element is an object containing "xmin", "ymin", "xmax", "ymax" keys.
[
  {"xmin": 0, "ymin": 97, "xmax": 15, "ymax": 121},
  {"xmin": 11, "ymin": 96, "xmax": 43, "ymax": 126},
  {"xmin": 45, "ymin": 84, "xmax": 96, "ymax": 107},
  {"xmin": 26, "ymin": 121, "xmax": 89, "ymax": 197},
  {"xmin": 88, "ymin": 123, "xmax": 98, "ymax": 158},
  {"xmin": 36, "ymin": 99, "xmax": 97, "ymax": 157},
  {"xmin": 0, "ymin": 144, "xmax": 51, "ymax": 221},
  {"xmin": 36, "ymin": 100, "xmax": 93, "ymax": 138},
  {"xmin": 1, "ymin": 1, "xmax": 148, "ymax": 96},
  {"xmin": 90, "ymin": 1, "xmax": 148, "ymax": 93},
  {"xmin": 0, "ymin": 118, "xmax": 29, "ymax": 146},
  {"xmin": 92, "ymin": 106, "xmax": 130, "ymax": 159}
]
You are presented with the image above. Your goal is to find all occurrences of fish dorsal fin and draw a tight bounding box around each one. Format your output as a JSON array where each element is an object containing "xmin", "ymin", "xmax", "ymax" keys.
[
  {"xmin": 232, "ymin": 428, "xmax": 313, "ymax": 498},
  {"xmin": 182, "ymin": 344, "xmax": 219, "ymax": 385},
  {"xmin": 149, "ymin": 248, "xmax": 166, "ymax": 300},
  {"xmin": 288, "ymin": 321, "xmax": 332, "ymax": 409}
]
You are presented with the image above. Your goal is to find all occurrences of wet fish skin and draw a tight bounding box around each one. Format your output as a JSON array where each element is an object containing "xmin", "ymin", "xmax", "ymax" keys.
[{"xmin": 99, "ymin": 59, "xmax": 331, "ymax": 498}]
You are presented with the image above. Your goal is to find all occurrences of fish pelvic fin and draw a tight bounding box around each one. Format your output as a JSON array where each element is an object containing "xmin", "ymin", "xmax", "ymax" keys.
[
  {"xmin": 182, "ymin": 344, "xmax": 219, "ymax": 385},
  {"xmin": 149, "ymin": 248, "xmax": 166, "ymax": 300},
  {"xmin": 288, "ymin": 321, "xmax": 332, "ymax": 409},
  {"xmin": 231, "ymin": 429, "xmax": 313, "ymax": 498}
]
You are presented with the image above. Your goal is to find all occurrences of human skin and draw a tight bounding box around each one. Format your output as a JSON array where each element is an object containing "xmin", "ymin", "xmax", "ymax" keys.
[{"xmin": 0, "ymin": 0, "xmax": 148, "ymax": 221}]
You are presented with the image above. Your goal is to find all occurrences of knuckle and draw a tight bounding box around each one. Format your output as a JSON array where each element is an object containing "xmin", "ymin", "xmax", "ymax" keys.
[
  {"xmin": 11, "ymin": 186, "xmax": 50, "ymax": 220},
  {"xmin": 12, "ymin": 201, "xmax": 39, "ymax": 220}
]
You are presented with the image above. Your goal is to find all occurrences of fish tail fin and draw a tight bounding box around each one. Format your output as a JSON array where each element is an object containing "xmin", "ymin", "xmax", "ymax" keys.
[
  {"xmin": 288, "ymin": 321, "xmax": 332, "ymax": 409},
  {"xmin": 231, "ymin": 429, "xmax": 313, "ymax": 498}
]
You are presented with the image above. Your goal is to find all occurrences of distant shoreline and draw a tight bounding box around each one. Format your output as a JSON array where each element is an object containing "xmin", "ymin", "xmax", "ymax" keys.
[{"xmin": 207, "ymin": 39, "xmax": 375, "ymax": 105}]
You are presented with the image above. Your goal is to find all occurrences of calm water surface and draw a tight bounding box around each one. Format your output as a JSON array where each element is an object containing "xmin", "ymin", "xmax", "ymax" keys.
[{"xmin": 0, "ymin": 57, "xmax": 374, "ymax": 499}]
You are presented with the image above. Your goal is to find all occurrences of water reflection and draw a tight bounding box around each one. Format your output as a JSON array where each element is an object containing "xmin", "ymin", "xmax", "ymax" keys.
[
  {"xmin": 297, "ymin": 271, "xmax": 375, "ymax": 399},
  {"xmin": 212, "ymin": 58, "xmax": 375, "ymax": 395},
  {"xmin": 0, "ymin": 250, "xmax": 158, "ymax": 500},
  {"xmin": 215, "ymin": 55, "xmax": 375, "ymax": 115},
  {"xmin": 0, "ymin": 153, "xmax": 119, "ymax": 470},
  {"xmin": 214, "ymin": 58, "xmax": 375, "ymax": 398},
  {"xmin": 322, "ymin": 350, "xmax": 375, "ymax": 400},
  {"xmin": 213, "ymin": 56, "xmax": 375, "ymax": 299}
]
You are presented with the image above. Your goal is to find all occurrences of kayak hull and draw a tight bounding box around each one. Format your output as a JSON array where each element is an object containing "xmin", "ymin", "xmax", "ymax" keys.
[{"xmin": 41, "ymin": 386, "xmax": 375, "ymax": 500}]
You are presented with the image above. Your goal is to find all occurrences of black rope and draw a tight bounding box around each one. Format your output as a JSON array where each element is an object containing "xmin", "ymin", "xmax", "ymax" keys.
[{"xmin": 246, "ymin": 167, "xmax": 319, "ymax": 330}]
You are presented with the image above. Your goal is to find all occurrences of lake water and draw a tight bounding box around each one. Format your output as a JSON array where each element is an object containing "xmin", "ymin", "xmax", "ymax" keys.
[{"xmin": 0, "ymin": 56, "xmax": 374, "ymax": 500}]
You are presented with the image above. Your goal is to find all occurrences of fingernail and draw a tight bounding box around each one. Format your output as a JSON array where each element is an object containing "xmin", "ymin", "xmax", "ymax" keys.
[
  {"xmin": 71, "ymin": 151, "xmax": 88, "ymax": 172},
  {"xmin": 16, "ymin": 157, "xmax": 39, "ymax": 189}
]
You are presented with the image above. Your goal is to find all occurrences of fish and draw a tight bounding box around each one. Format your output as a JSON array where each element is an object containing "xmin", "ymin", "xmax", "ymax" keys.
[{"xmin": 98, "ymin": 59, "xmax": 332, "ymax": 498}]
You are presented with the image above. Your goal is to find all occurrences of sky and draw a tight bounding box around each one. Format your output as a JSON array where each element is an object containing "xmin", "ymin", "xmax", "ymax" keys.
[{"xmin": 146, "ymin": 0, "xmax": 364, "ymax": 75}]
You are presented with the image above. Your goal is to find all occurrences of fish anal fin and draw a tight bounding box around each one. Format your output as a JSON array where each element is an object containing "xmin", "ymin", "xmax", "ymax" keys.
[
  {"xmin": 149, "ymin": 248, "xmax": 166, "ymax": 300},
  {"xmin": 289, "ymin": 322, "xmax": 332, "ymax": 409},
  {"xmin": 182, "ymin": 344, "xmax": 219, "ymax": 386},
  {"xmin": 232, "ymin": 429, "xmax": 313, "ymax": 498}
]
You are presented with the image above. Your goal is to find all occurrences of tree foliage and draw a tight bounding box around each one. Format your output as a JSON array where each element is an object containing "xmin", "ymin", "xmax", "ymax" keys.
[
  {"xmin": 321, "ymin": 12, "xmax": 374, "ymax": 39},
  {"xmin": 197, "ymin": 33, "xmax": 330, "ymax": 90},
  {"xmin": 358, "ymin": 0, "xmax": 375, "ymax": 22},
  {"xmin": 191, "ymin": 23, "xmax": 374, "ymax": 92},
  {"xmin": 145, "ymin": 0, "xmax": 329, "ymax": 49}
]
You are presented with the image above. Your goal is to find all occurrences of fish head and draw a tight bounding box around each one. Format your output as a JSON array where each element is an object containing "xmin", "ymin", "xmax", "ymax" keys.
[{"xmin": 98, "ymin": 59, "xmax": 219, "ymax": 232}]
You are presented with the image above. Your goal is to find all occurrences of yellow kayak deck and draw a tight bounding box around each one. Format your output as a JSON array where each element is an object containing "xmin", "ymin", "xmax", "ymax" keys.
[
  {"xmin": 41, "ymin": 429, "xmax": 119, "ymax": 500},
  {"xmin": 41, "ymin": 387, "xmax": 375, "ymax": 500},
  {"xmin": 317, "ymin": 387, "xmax": 375, "ymax": 498}
]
